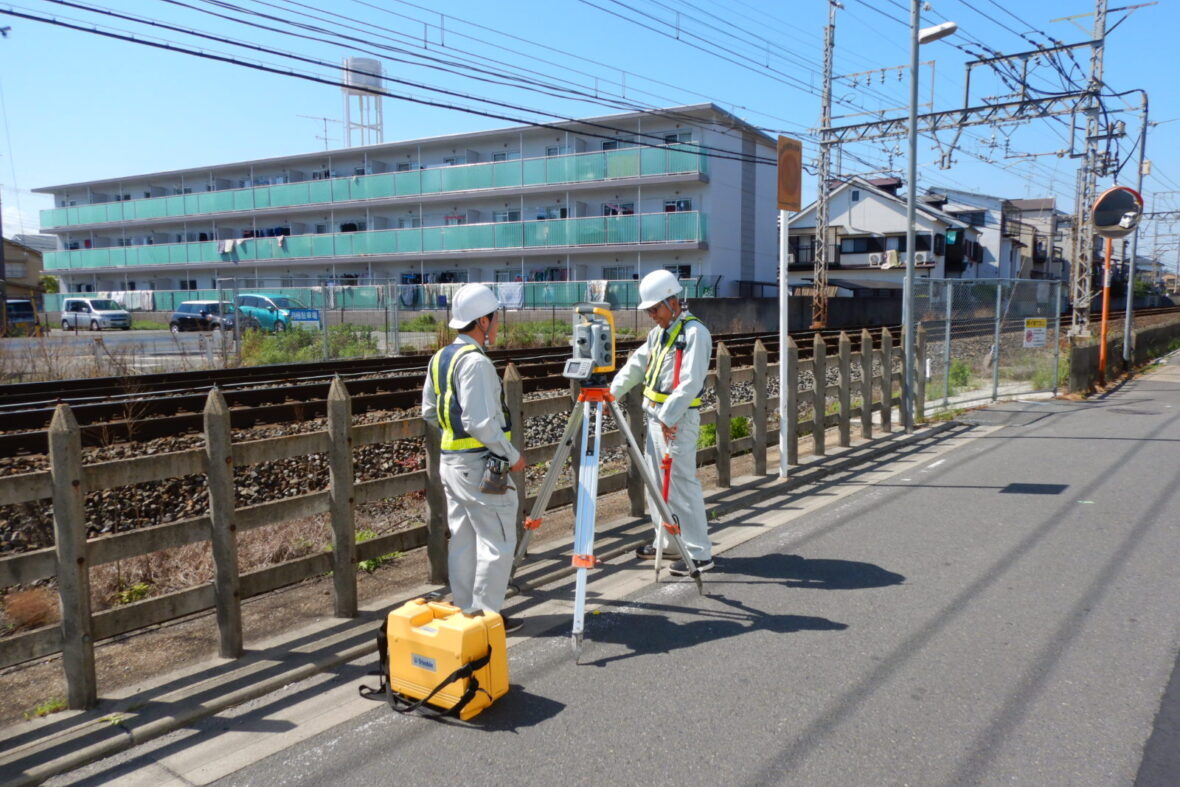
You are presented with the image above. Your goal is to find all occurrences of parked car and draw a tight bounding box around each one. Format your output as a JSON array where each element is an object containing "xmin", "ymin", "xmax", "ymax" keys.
[
  {"xmin": 236, "ymin": 293, "xmax": 320, "ymax": 333},
  {"xmin": 60, "ymin": 297, "xmax": 131, "ymax": 331},
  {"xmin": 4, "ymin": 299, "xmax": 40, "ymax": 335},
  {"xmin": 169, "ymin": 300, "xmax": 235, "ymax": 333}
]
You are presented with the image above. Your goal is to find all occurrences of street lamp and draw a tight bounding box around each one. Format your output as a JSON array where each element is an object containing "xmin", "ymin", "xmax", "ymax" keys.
[{"xmin": 903, "ymin": 5, "xmax": 957, "ymax": 434}]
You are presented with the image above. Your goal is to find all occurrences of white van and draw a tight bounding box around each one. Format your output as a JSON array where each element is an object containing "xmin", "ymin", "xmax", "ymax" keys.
[{"xmin": 60, "ymin": 297, "xmax": 131, "ymax": 331}]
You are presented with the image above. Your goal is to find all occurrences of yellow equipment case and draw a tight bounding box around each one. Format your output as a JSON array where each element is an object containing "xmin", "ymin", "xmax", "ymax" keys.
[{"xmin": 359, "ymin": 598, "xmax": 508, "ymax": 720}]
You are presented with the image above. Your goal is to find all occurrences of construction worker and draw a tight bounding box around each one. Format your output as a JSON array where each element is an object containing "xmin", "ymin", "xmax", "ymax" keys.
[
  {"xmin": 610, "ymin": 270, "xmax": 714, "ymax": 576},
  {"xmin": 422, "ymin": 283, "xmax": 525, "ymax": 631}
]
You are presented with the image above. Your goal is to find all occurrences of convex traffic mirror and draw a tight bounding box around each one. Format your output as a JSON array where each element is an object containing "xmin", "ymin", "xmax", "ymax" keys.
[{"xmin": 1091, "ymin": 185, "xmax": 1144, "ymax": 239}]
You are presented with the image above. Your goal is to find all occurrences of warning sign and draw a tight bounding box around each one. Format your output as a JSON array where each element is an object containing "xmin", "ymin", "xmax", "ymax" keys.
[{"xmin": 1023, "ymin": 318, "xmax": 1048, "ymax": 348}]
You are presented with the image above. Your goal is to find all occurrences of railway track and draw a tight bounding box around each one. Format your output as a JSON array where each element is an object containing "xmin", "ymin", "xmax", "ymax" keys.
[{"xmin": 2, "ymin": 306, "xmax": 1175, "ymax": 456}]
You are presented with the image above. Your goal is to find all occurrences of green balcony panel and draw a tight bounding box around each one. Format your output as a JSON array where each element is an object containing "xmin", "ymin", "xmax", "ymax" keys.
[
  {"xmin": 269, "ymin": 183, "xmax": 300, "ymax": 207},
  {"xmin": 421, "ymin": 169, "xmax": 445, "ymax": 194},
  {"xmin": 133, "ymin": 199, "xmax": 165, "ymax": 221},
  {"xmin": 40, "ymin": 208, "xmax": 64, "ymax": 229},
  {"xmin": 604, "ymin": 149, "xmax": 639, "ymax": 180},
  {"xmin": 605, "ymin": 215, "xmax": 639, "ymax": 244},
  {"xmin": 545, "ymin": 157, "xmax": 573, "ymax": 185},
  {"xmin": 310, "ymin": 235, "xmax": 334, "ymax": 257},
  {"xmin": 168, "ymin": 244, "xmax": 189, "ymax": 264},
  {"xmin": 393, "ymin": 170, "xmax": 421, "ymax": 197},
  {"xmin": 183, "ymin": 194, "xmax": 202, "ymax": 213},
  {"xmin": 422, "ymin": 227, "xmax": 443, "ymax": 252},
  {"xmin": 396, "ymin": 227, "xmax": 422, "ymax": 253},
  {"xmin": 640, "ymin": 213, "xmax": 665, "ymax": 242},
  {"xmin": 492, "ymin": 161, "xmax": 522, "ymax": 188},
  {"xmin": 571, "ymin": 217, "xmax": 606, "ymax": 246},
  {"xmin": 521, "ymin": 158, "xmax": 546, "ymax": 186},
  {"xmin": 494, "ymin": 223, "xmax": 523, "ymax": 249},
  {"xmin": 365, "ymin": 173, "xmax": 395, "ymax": 199},
  {"xmin": 305, "ymin": 180, "xmax": 330, "ymax": 204},
  {"xmin": 331, "ymin": 178, "xmax": 353, "ymax": 202},
  {"xmin": 164, "ymin": 195, "xmax": 186, "ymax": 217}
]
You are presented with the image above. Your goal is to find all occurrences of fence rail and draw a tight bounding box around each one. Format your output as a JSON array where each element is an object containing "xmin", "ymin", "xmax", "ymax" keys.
[{"xmin": 0, "ymin": 331, "xmax": 910, "ymax": 707}]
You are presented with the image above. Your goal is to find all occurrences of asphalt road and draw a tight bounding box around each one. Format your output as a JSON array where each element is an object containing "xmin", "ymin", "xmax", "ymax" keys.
[
  {"xmin": 44, "ymin": 357, "xmax": 1180, "ymax": 787},
  {"xmin": 205, "ymin": 362, "xmax": 1180, "ymax": 786}
]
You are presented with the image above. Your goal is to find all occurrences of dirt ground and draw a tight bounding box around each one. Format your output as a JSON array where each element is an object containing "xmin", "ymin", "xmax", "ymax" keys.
[{"xmin": 0, "ymin": 450, "xmax": 754, "ymax": 727}]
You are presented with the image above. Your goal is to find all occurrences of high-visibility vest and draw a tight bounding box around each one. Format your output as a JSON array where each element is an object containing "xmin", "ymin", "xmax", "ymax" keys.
[
  {"xmin": 428, "ymin": 342, "xmax": 512, "ymax": 453},
  {"xmin": 642, "ymin": 315, "xmax": 703, "ymax": 408}
]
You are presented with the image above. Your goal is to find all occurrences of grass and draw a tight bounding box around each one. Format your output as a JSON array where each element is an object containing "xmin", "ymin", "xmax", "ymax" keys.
[
  {"xmin": 400, "ymin": 314, "xmax": 439, "ymax": 332},
  {"xmin": 130, "ymin": 319, "xmax": 168, "ymax": 330},
  {"xmin": 697, "ymin": 416, "xmax": 751, "ymax": 448},
  {"xmin": 239, "ymin": 324, "xmax": 379, "ymax": 365}
]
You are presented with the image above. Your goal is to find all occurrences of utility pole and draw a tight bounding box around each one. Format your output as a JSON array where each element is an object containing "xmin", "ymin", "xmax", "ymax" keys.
[
  {"xmin": 1122, "ymin": 92, "xmax": 1148, "ymax": 365},
  {"xmin": 1068, "ymin": 0, "xmax": 1108, "ymax": 336},
  {"xmin": 812, "ymin": 0, "xmax": 839, "ymax": 329}
]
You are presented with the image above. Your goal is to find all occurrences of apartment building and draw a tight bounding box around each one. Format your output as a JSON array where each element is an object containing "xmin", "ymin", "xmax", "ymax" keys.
[{"xmin": 35, "ymin": 104, "xmax": 777, "ymax": 298}]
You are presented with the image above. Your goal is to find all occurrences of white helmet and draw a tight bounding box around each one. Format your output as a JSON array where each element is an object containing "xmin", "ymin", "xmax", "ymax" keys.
[
  {"xmin": 637, "ymin": 269, "xmax": 682, "ymax": 310},
  {"xmin": 449, "ymin": 283, "xmax": 500, "ymax": 329}
]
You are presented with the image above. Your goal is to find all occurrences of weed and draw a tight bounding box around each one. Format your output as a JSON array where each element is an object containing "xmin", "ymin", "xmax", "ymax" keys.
[
  {"xmin": 114, "ymin": 581, "xmax": 152, "ymax": 606},
  {"xmin": 1, "ymin": 588, "xmax": 59, "ymax": 632},
  {"xmin": 240, "ymin": 324, "xmax": 379, "ymax": 365},
  {"xmin": 697, "ymin": 417, "xmax": 750, "ymax": 448},
  {"xmin": 948, "ymin": 358, "xmax": 971, "ymax": 389},
  {"xmin": 25, "ymin": 698, "xmax": 66, "ymax": 719},
  {"xmin": 400, "ymin": 314, "xmax": 438, "ymax": 332},
  {"xmin": 355, "ymin": 528, "xmax": 402, "ymax": 573}
]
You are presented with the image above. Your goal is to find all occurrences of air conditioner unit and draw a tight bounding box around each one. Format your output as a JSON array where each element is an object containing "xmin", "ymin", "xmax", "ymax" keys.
[
  {"xmin": 868, "ymin": 252, "xmax": 883, "ymax": 267},
  {"xmin": 787, "ymin": 253, "xmax": 796, "ymax": 263},
  {"xmin": 914, "ymin": 251, "xmax": 928, "ymax": 264}
]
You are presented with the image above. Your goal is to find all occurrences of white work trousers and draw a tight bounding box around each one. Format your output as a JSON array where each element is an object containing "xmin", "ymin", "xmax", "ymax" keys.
[
  {"xmin": 440, "ymin": 453, "xmax": 518, "ymax": 614},
  {"xmin": 643, "ymin": 409, "xmax": 710, "ymax": 561}
]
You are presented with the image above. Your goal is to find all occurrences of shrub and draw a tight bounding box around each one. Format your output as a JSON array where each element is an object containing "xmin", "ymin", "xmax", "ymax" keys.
[
  {"xmin": 697, "ymin": 417, "xmax": 750, "ymax": 449},
  {"xmin": 1, "ymin": 588, "xmax": 59, "ymax": 632},
  {"xmin": 240, "ymin": 324, "xmax": 379, "ymax": 365},
  {"xmin": 400, "ymin": 314, "xmax": 438, "ymax": 332},
  {"xmin": 948, "ymin": 358, "xmax": 971, "ymax": 389}
]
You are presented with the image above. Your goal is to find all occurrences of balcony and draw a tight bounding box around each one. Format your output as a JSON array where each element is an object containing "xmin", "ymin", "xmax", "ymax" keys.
[
  {"xmin": 43, "ymin": 211, "xmax": 707, "ymax": 271},
  {"xmin": 41, "ymin": 145, "xmax": 707, "ymax": 230}
]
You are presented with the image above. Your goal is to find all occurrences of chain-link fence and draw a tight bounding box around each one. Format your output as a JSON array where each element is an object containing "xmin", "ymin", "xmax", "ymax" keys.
[{"xmin": 920, "ymin": 278, "xmax": 1064, "ymax": 412}]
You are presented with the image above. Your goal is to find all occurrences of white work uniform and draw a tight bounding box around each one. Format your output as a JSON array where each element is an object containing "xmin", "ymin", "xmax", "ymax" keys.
[
  {"xmin": 421, "ymin": 335, "xmax": 521, "ymax": 614},
  {"xmin": 610, "ymin": 310, "xmax": 713, "ymax": 560}
]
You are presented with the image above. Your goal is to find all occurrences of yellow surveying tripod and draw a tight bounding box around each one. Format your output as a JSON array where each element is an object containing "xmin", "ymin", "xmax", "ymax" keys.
[{"xmin": 511, "ymin": 303, "xmax": 704, "ymax": 659}]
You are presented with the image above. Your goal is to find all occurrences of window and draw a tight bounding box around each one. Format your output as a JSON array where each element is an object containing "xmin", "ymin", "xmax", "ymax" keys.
[
  {"xmin": 494, "ymin": 270, "xmax": 517, "ymax": 282},
  {"xmin": 354, "ymin": 167, "xmax": 366, "ymax": 176},
  {"xmin": 395, "ymin": 162, "xmax": 415, "ymax": 172},
  {"xmin": 839, "ymin": 236, "xmax": 885, "ymax": 254},
  {"xmin": 492, "ymin": 152, "xmax": 519, "ymax": 162},
  {"xmin": 5, "ymin": 263, "xmax": 27, "ymax": 279},
  {"xmin": 664, "ymin": 265, "xmax": 691, "ymax": 278},
  {"xmin": 957, "ymin": 211, "xmax": 987, "ymax": 227},
  {"xmin": 545, "ymin": 146, "xmax": 563, "ymax": 157},
  {"xmin": 603, "ymin": 203, "xmax": 634, "ymax": 216},
  {"xmin": 895, "ymin": 234, "xmax": 932, "ymax": 253},
  {"xmin": 851, "ymin": 190, "xmax": 861, "ymax": 202},
  {"xmin": 178, "ymin": 279, "xmax": 198, "ymax": 291},
  {"xmin": 664, "ymin": 199, "xmax": 692, "ymax": 212},
  {"xmin": 492, "ymin": 210, "xmax": 521, "ymax": 223},
  {"xmin": 664, "ymin": 131, "xmax": 693, "ymax": 144},
  {"xmin": 603, "ymin": 265, "xmax": 635, "ymax": 279}
]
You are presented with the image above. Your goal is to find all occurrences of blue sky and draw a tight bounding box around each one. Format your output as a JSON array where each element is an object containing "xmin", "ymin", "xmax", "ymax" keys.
[{"xmin": 1, "ymin": 0, "xmax": 1177, "ymax": 264}]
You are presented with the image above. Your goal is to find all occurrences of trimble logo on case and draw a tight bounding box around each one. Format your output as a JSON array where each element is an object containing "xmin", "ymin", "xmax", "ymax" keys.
[{"xmin": 411, "ymin": 653, "xmax": 437, "ymax": 672}]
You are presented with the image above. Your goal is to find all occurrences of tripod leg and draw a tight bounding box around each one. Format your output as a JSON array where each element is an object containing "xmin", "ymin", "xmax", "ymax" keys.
[
  {"xmin": 608, "ymin": 401, "xmax": 703, "ymax": 593},
  {"xmin": 571, "ymin": 400, "xmax": 604, "ymax": 656},
  {"xmin": 511, "ymin": 404, "xmax": 583, "ymax": 577}
]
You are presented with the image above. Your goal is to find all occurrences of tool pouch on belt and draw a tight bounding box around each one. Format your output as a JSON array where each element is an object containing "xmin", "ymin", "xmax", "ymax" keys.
[{"xmin": 479, "ymin": 453, "xmax": 512, "ymax": 494}]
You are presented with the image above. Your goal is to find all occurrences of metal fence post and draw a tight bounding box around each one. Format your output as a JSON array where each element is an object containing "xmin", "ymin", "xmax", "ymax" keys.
[
  {"xmin": 838, "ymin": 332, "xmax": 851, "ymax": 447},
  {"xmin": 1053, "ymin": 281, "xmax": 1063, "ymax": 395},
  {"xmin": 203, "ymin": 388, "xmax": 243, "ymax": 658},
  {"xmin": 785, "ymin": 336, "xmax": 799, "ymax": 466},
  {"xmin": 916, "ymin": 324, "xmax": 927, "ymax": 423},
  {"xmin": 812, "ymin": 333, "xmax": 826, "ymax": 457},
  {"xmin": 943, "ymin": 282, "xmax": 953, "ymax": 409},
  {"xmin": 881, "ymin": 327, "xmax": 893, "ymax": 433},
  {"xmin": 49, "ymin": 404, "xmax": 96, "ymax": 709},
  {"xmin": 992, "ymin": 282, "xmax": 1003, "ymax": 401},
  {"xmin": 715, "ymin": 342, "xmax": 732, "ymax": 487},
  {"xmin": 752, "ymin": 339, "xmax": 768, "ymax": 475},
  {"xmin": 327, "ymin": 377, "xmax": 357, "ymax": 618},
  {"xmin": 504, "ymin": 363, "xmax": 526, "ymax": 541},
  {"xmin": 859, "ymin": 329, "xmax": 873, "ymax": 440}
]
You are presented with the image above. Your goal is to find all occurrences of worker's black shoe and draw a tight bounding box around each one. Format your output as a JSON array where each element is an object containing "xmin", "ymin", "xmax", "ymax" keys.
[
  {"xmin": 669, "ymin": 559, "xmax": 713, "ymax": 577},
  {"xmin": 635, "ymin": 544, "xmax": 682, "ymax": 561},
  {"xmin": 502, "ymin": 615, "xmax": 523, "ymax": 633}
]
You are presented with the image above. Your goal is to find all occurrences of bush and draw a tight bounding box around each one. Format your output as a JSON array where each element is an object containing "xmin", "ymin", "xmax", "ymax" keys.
[
  {"xmin": 400, "ymin": 314, "xmax": 438, "ymax": 332},
  {"xmin": 948, "ymin": 358, "xmax": 971, "ymax": 389},
  {"xmin": 697, "ymin": 417, "xmax": 750, "ymax": 448}
]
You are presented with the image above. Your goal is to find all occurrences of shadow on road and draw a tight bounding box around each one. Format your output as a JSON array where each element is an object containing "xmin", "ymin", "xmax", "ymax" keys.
[{"xmin": 715, "ymin": 553, "xmax": 906, "ymax": 590}]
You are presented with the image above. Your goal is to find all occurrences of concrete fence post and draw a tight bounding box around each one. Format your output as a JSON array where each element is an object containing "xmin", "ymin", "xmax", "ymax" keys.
[
  {"xmin": 625, "ymin": 386, "xmax": 646, "ymax": 516},
  {"xmin": 504, "ymin": 363, "xmax": 526, "ymax": 542},
  {"xmin": 916, "ymin": 324, "xmax": 927, "ymax": 423},
  {"xmin": 49, "ymin": 404, "xmax": 96, "ymax": 709},
  {"xmin": 327, "ymin": 377, "xmax": 357, "ymax": 618},
  {"xmin": 422, "ymin": 415, "xmax": 448, "ymax": 585},
  {"xmin": 752, "ymin": 339, "xmax": 768, "ymax": 475},
  {"xmin": 812, "ymin": 333, "xmax": 826, "ymax": 457},
  {"xmin": 881, "ymin": 327, "xmax": 894, "ymax": 433},
  {"xmin": 715, "ymin": 342, "xmax": 732, "ymax": 487},
  {"xmin": 203, "ymin": 388, "xmax": 243, "ymax": 659},
  {"xmin": 785, "ymin": 336, "xmax": 799, "ymax": 466},
  {"xmin": 838, "ymin": 332, "xmax": 851, "ymax": 447},
  {"xmin": 860, "ymin": 329, "xmax": 874, "ymax": 440}
]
